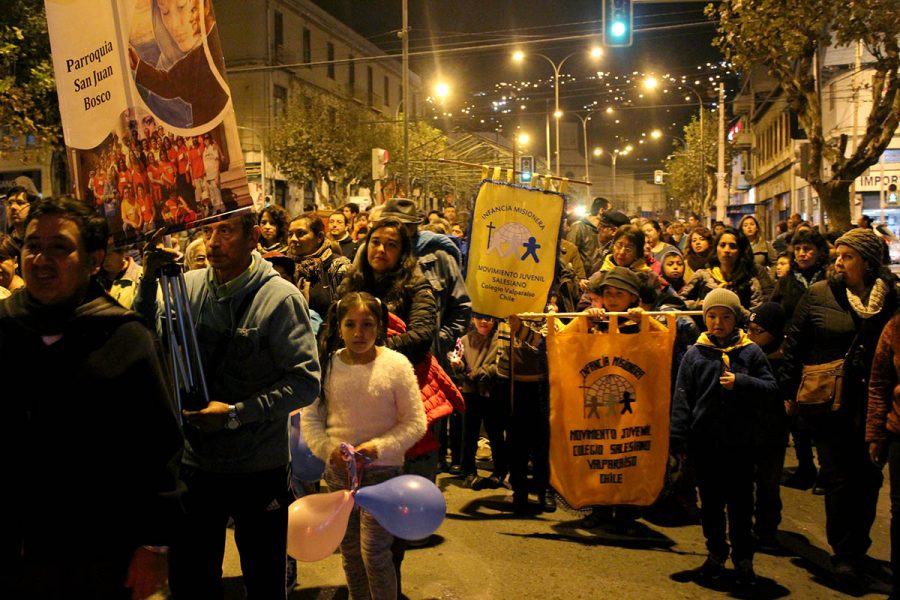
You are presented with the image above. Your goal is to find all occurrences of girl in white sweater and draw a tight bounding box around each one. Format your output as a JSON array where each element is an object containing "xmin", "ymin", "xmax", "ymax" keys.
[{"xmin": 302, "ymin": 292, "xmax": 426, "ymax": 600}]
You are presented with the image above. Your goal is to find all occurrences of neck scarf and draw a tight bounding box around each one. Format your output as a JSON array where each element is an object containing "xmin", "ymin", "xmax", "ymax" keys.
[
  {"xmin": 846, "ymin": 278, "xmax": 888, "ymax": 319},
  {"xmin": 695, "ymin": 329, "xmax": 753, "ymax": 369},
  {"xmin": 295, "ymin": 238, "xmax": 334, "ymax": 285}
]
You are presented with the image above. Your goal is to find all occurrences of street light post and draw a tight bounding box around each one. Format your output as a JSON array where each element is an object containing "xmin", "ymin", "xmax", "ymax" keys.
[
  {"xmin": 513, "ymin": 48, "xmax": 601, "ymax": 178},
  {"xmin": 575, "ymin": 110, "xmax": 599, "ymax": 182},
  {"xmin": 646, "ymin": 77, "xmax": 707, "ymax": 212},
  {"xmin": 595, "ymin": 146, "xmax": 631, "ymax": 205}
]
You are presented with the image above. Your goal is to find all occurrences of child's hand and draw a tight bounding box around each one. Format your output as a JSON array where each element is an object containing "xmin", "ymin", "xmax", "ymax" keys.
[
  {"xmin": 328, "ymin": 446, "xmax": 344, "ymax": 469},
  {"xmin": 585, "ymin": 307, "xmax": 605, "ymax": 320},
  {"xmin": 355, "ymin": 441, "xmax": 379, "ymax": 463},
  {"xmin": 626, "ymin": 307, "xmax": 644, "ymax": 321},
  {"xmin": 719, "ymin": 370, "xmax": 736, "ymax": 390}
]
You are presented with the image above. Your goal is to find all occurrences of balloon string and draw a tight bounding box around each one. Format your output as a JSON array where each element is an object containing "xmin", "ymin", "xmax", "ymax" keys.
[{"xmin": 339, "ymin": 442, "xmax": 372, "ymax": 492}]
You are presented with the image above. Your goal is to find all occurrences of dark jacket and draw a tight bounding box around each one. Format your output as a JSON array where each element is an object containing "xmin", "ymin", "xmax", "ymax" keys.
[
  {"xmin": 371, "ymin": 270, "xmax": 438, "ymax": 365},
  {"xmin": 671, "ymin": 332, "xmax": 778, "ymax": 452},
  {"xmin": 1, "ymin": 284, "xmax": 184, "ymax": 562},
  {"xmin": 769, "ymin": 266, "xmax": 827, "ymax": 321},
  {"xmin": 779, "ymin": 277, "xmax": 898, "ymax": 425},
  {"xmin": 566, "ymin": 217, "xmax": 599, "ymax": 268},
  {"xmin": 417, "ymin": 248, "xmax": 471, "ymax": 367}
]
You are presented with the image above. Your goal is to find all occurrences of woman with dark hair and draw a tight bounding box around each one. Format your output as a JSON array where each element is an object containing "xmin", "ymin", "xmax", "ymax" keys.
[
  {"xmin": 679, "ymin": 227, "xmax": 772, "ymax": 311},
  {"xmin": 739, "ymin": 215, "xmax": 776, "ymax": 269},
  {"xmin": 287, "ymin": 211, "xmax": 350, "ymax": 320},
  {"xmin": 642, "ymin": 219, "xmax": 680, "ymax": 265},
  {"xmin": 599, "ymin": 225, "xmax": 653, "ymax": 273},
  {"xmin": 781, "ymin": 228, "xmax": 898, "ymax": 587},
  {"xmin": 257, "ymin": 204, "xmax": 290, "ymax": 254},
  {"xmin": 771, "ymin": 228, "xmax": 831, "ymax": 320},
  {"xmin": 338, "ymin": 217, "xmax": 437, "ymax": 364},
  {"xmin": 684, "ymin": 226, "xmax": 714, "ymax": 275}
]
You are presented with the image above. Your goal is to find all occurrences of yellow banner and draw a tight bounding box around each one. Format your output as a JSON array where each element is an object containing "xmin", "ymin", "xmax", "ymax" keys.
[
  {"xmin": 465, "ymin": 181, "xmax": 564, "ymax": 318},
  {"xmin": 547, "ymin": 316, "xmax": 675, "ymax": 508}
]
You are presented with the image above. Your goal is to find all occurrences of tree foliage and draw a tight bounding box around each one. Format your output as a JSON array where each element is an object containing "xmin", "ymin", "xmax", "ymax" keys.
[
  {"xmin": 708, "ymin": 0, "xmax": 900, "ymax": 231},
  {"xmin": 267, "ymin": 89, "xmax": 449, "ymax": 204},
  {"xmin": 0, "ymin": 0, "xmax": 61, "ymax": 153},
  {"xmin": 664, "ymin": 109, "xmax": 727, "ymax": 218}
]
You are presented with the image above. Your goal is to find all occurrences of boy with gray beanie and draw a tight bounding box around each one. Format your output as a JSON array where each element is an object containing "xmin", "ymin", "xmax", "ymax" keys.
[{"xmin": 670, "ymin": 288, "xmax": 779, "ymax": 585}]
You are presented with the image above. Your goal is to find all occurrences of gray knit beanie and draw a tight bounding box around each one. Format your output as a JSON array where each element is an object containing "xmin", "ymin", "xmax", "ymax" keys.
[
  {"xmin": 835, "ymin": 227, "xmax": 886, "ymax": 268},
  {"xmin": 703, "ymin": 287, "xmax": 742, "ymax": 318}
]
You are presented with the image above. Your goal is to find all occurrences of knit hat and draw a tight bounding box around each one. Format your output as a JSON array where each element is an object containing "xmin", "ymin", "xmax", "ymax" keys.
[
  {"xmin": 703, "ymin": 287, "xmax": 742, "ymax": 318},
  {"xmin": 749, "ymin": 302, "xmax": 786, "ymax": 340},
  {"xmin": 586, "ymin": 270, "xmax": 606, "ymax": 294},
  {"xmin": 600, "ymin": 210, "xmax": 630, "ymax": 228},
  {"xmin": 835, "ymin": 227, "xmax": 886, "ymax": 267},
  {"xmin": 599, "ymin": 266, "xmax": 640, "ymax": 297}
]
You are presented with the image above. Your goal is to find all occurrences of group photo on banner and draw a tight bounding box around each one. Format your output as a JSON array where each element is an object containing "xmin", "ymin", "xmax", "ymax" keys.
[{"xmin": 44, "ymin": 0, "xmax": 253, "ymax": 245}]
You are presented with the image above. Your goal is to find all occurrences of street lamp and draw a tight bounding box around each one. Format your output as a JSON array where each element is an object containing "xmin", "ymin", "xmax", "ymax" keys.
[
  {"xmin": 574, "ymin": 109, "xmax": 602, "ymax": 182},
  {"xmin": 646, "ymin": 76, "xmax": 707, "ymax": 202},
  {"xmin": 512, "ymin": 48, "xmax": 602, "ymax": 177},
  {"xmin": 594, "ymin": 146, "xmax": 631, "ymax": 203}
]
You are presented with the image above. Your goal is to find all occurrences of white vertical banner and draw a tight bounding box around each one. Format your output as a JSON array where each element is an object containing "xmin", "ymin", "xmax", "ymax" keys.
[{"xmin": 45, "ymin": 0, "xmax": 252, "ymax": 245}]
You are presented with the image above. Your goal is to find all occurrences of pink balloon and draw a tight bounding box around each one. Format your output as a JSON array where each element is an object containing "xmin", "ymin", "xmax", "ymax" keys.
[{"xmin": 287, "ymin": 490, "xmax": 354, "ymax": 562}]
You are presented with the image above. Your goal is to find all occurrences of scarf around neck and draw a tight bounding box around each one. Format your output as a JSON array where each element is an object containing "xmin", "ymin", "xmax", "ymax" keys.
[
  {"xmin": 846, "ymin": 278, "xmax": 889, "ymax": 319},
  {"xmin": 695, "ymin": 329, "xmax": 753, "ymax": 369},
  {"xmin": 295, "ymin": 238, "xmax": 334, "ymax": 284}
]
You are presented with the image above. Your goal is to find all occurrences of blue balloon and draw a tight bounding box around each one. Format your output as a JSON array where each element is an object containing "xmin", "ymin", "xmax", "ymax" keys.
[
  {"xmin": 290, "ymin": 412, "xmax": 325, "ymax": 482},
  {"xmin": 354, "ymin": 475, "xmax": 446, "ymax": 540}
]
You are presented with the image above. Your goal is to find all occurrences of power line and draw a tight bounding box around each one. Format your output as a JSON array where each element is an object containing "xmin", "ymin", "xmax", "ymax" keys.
[{"xmin": 228, "ymin": 20, "xmax": 714, "ymax": 74}]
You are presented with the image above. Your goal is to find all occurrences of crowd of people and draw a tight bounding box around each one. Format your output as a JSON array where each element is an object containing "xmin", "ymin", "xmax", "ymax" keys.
[
  {"xmin": 2, "ymin": 186, "xmax": 900, "ymax": 599},
  {"xmin": 84, "ymin": 115, "xmax": 228, "ymax": 237}
]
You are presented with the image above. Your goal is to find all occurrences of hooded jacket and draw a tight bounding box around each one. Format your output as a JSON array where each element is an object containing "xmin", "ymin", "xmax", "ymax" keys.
[
  {"xmin": 135, "ymin": 252, "xmax": 321, "ymax": 473},
  {"xmin": 1, "ymin": 283, "xmax": 184, "ymax": 559}
]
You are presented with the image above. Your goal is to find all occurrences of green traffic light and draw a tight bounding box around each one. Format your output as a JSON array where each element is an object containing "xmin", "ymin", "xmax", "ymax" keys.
[{"xmin": 610, "ymin": 21, "xmax": 627, "ymax": 38}]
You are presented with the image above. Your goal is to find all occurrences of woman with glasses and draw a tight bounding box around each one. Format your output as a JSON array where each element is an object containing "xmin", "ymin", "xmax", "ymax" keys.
[{"xmin": 599, "ymin": 225, "xmax": 654, "ymax": 274}]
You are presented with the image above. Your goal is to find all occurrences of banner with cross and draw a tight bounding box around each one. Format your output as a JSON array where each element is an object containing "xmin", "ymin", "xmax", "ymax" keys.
[{"xmin": 464, "ymin": 180, "xmax": 565, "ymax": 318}]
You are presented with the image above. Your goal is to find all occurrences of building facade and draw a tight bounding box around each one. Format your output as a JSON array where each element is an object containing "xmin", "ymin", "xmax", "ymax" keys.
[{"xmin": 216, "ymin": 0, "xmax": 421, "ymax": 211}]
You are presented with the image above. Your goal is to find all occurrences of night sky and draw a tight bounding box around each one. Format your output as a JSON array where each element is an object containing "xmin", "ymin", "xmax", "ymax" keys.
[{"xmin": 313, "ymin": 1, "xmax": 731, "ymax": 175}]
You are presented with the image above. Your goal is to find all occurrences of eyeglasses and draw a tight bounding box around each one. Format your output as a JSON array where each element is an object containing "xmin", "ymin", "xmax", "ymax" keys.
[
  {"xmin": 748, "ymin": 324, "xmax": 767, "ymax": 335},
  {"xmin": 613, "ymin": 242, "xmax": 636, "ymax": 254}
]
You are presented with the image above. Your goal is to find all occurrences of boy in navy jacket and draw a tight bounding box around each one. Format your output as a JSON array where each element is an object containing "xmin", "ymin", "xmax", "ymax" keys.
[{"xmin": 670, "ymin": 288, "xmax": 778, "ymax": 586}]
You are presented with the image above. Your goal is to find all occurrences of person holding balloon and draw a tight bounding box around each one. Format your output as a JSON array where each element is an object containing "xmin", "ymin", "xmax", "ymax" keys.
[{"xmin": 302, "ymin": 291, "xmax": 427, "ymax": 600}]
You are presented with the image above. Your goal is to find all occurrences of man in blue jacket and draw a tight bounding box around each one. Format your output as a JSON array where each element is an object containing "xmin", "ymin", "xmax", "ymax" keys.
[{"xmin": 136, "ymin": 211, "xmax": 320, "ymax": 599}]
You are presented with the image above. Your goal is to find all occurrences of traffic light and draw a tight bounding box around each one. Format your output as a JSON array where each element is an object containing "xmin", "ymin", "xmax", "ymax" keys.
[
  {"xmin": 372, "ymin": 148, "xmax": 389, "ymax": 180},
  {"xmin": 602, "ymin": 0, "xmax": 633, "ymax": 48},
  {"xmin": 519, "ymin": 155, "xmax": 534, "ymax": 183},
  {"xmin": 654, "ymin": 170, "xmax": 664, "ymax": 185},
  {"xmin": 890, "ymin": 183, "xmax": 898, "ymax": 205}
]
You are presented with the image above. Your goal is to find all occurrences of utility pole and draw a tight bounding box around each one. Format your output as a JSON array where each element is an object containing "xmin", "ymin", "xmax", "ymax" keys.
[
  {"xmin": 401, "ymin": 0, "xmax": 410, "ymax": 200},
  {"xmin": 716, "ymin": 82, "xmax": 727, "ymax": 222}
]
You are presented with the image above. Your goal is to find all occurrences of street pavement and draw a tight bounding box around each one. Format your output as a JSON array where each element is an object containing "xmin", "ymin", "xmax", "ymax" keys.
[{"xmin": 222, "ymin": 453, "xmax": 893, "ymax": 600}]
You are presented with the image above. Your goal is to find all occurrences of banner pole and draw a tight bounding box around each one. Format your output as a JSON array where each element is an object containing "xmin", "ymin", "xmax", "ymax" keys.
[{"xmin": 517, "ymin": 310, "xmax": 704, "ymax": 319}]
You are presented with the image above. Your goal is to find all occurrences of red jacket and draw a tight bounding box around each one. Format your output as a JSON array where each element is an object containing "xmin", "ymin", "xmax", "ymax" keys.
[{"xmin": 388, "ymin": 313, "xmax": 464, "ymax": 459}]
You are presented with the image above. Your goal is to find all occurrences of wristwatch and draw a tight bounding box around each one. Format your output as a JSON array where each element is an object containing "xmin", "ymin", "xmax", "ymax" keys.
[{"xmin": 225, "ymin": 404, "xmax": 241, "ymax": 430}]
